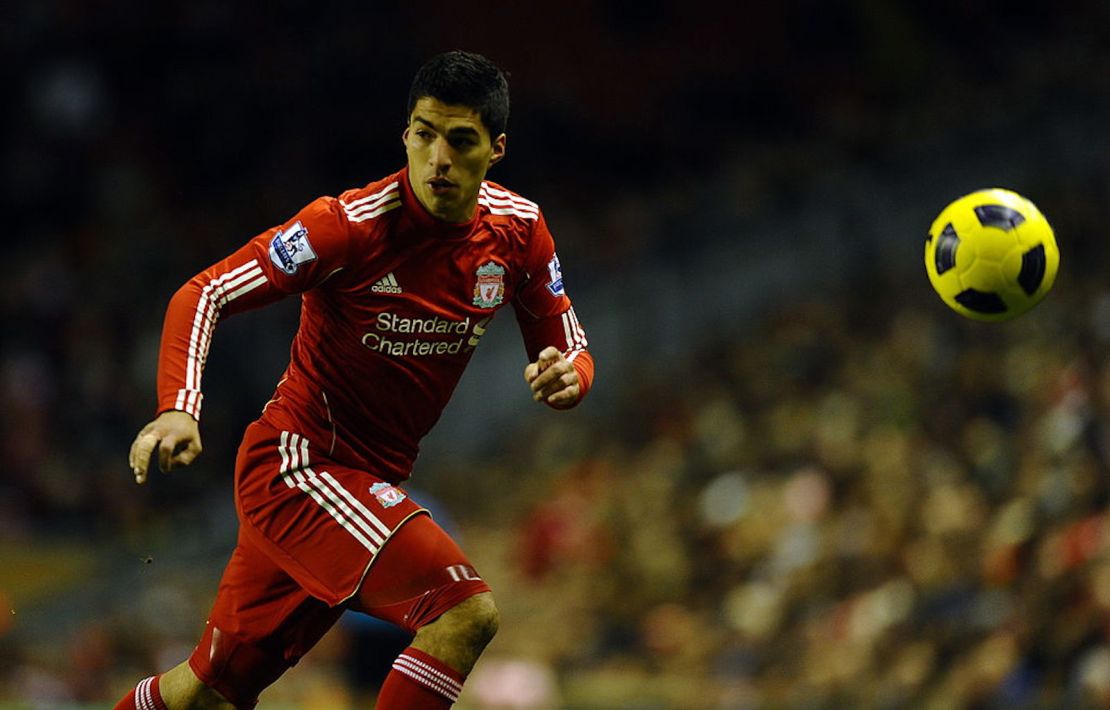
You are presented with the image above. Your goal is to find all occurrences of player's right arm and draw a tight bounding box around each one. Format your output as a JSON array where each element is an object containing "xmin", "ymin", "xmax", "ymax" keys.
[{"xmin": 129, "ymin": 196, "xmax": 352, "ymax": 483}]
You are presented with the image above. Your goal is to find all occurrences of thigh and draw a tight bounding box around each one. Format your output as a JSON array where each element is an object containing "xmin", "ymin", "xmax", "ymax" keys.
[
  {"xmin": 349, "ymin": 512, "xmax": 492, "ymax": 634},
  {"xmin": 188, "ymin": 528, "xmax": 344, "ymax": 709},
  {"xmin": 234, "ymin": 422, "xmax": 430, "ymax": 606}
]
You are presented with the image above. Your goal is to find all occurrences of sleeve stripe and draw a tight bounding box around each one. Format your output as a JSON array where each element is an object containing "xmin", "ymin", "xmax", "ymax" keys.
[
  {"xmin": 568, "ymin": 307, "xmax": 588, "ymax": 348},
  {"xmin": 341, "ymin": 181, "xmax": 399, "ymax": 211},
  {"xmin": 561, "ymin": 307, "xmax": 588, "ymax": 357},
  {"xmin": 186, "ymin": 389, "xmax": 203, "ymax": 417},
  {"xmin": 478, "ymin": 184, "xmax": 540, "ymax": 219},
  {"xmin": 190, "ymin": 264, "xmax": 264, "ymax": 389},
  {"xmin": 345, "ymin": 199, "xmax": 401, "ymax": 222},
  {"xmin": 184, "ymin": 260, "xmax": 260, "ymax": 389},
  {"xmin": 478, "ymin": 198, "xmax": 538, "ymax": 220},
  {"xmin": 180, "ymin": 260, "xmax": 267, "ymax": 418},
  {"xmin": 479, "ymin": 183, "xmax": 539, "ymax": 211},
  {"xmin": 221, "ymin": 274, "xmax": 268, "ymax": 304},
  {"xmin": 477, "ymin": 193, "xmax": 540, "ymax": 215},
  {"xmin": 345, "ymin": 194, "xmax": 399, "ymax": 218}
]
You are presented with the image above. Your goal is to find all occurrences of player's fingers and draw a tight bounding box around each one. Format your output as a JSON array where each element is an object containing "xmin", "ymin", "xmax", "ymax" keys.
[
  {"xmin": 128, "ymin": 423, "xmax": 155, "ymax": 470},
  {"xmin": 546, "ymin": 383, "xmax": 580, "ymax": 406},
  {"xmin": 158, "ymin": 434, "xmax": 180, "ymax": 472},
  {"xmin": 536, "ymin": 346, "xmax": 562, "ymax": 370},
  {"xmin": 524, "ymin": 362, "xmax": 539, "ymax": 383},
  {"xmin": 131, "ymin": 431, "xmax": 160, "ymax": 483},
  {"xmin": 530, "ymin": 366, "xmax": 560, "ymax": 399},
  {"xmin": 131, "ymin": 430, "xmax": 159, "ymax": 471},
  {"xmin": 534, "ymin": 368, "xmax": 575, "ymax": 401},
  {"xmin": 174, "ymin": 438, "xmax": 203, "ymax": 468},
  {"xmin": 531, "ymin": 359, "xmax": 571, "ymax": 390}
]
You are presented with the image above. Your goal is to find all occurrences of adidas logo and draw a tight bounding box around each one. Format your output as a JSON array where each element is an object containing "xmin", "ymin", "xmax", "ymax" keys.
[{"xmin": 372, "ymin": 272, "xmax": 402, "ymax": 294}]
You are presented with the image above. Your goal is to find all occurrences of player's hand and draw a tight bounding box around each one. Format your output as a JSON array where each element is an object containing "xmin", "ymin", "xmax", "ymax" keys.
[
  {"xmin": 128, "ymin": 410, "xmax": 202, "ymax": 484},
  {"xmin": 524, "ymin": 346, "xmax": 580, "ymax": 407}
]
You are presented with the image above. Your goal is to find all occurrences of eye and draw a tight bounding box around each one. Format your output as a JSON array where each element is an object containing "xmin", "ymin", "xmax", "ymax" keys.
[{"xmin": 414, "ymin": 129, "xmax": 434, "ymax": 140}]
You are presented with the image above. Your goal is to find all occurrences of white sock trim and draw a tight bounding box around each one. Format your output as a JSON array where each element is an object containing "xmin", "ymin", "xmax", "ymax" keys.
[
  {"xmin": 135, "ymin": 676, "xmax": 157, "ymax": 710},
  {"xmin": 392, "ymin": 654, "xmax": 462, "ymax": 701}
]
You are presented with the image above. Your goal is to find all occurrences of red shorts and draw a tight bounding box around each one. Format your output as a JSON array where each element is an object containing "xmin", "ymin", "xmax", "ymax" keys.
[{"xmin": 188, "ymin": 420, "xmax": 491, "ymax": 708}]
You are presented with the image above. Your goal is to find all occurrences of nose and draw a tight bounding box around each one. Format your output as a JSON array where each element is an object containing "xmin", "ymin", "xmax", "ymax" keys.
[{"xmin": 429, "ymin": 136, "xmax": 452, "ymax": 172}]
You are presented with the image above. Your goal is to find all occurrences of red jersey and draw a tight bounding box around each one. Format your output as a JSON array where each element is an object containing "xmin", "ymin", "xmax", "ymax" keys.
[{"xmin": 155, "ymin": 167, "xmax": 594, "ymax": 482}]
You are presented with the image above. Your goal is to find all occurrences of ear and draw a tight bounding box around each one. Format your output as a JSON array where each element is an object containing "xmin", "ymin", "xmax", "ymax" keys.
[
  {"xmin": 489, "ymin": 133, "xmax": 507, "ymax": 166},
  {"xmin": 402, "ymin": 126, "xmax": 410, "ymax": 144}
]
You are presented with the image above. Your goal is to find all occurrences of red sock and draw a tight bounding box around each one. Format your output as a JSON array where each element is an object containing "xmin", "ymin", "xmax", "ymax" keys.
[
  {"xmin": 376, "ymin": 647, "xmax": 465, "ymax": 709},
  {"xmin": 113, "ymin": 675, "xmax": 168, "ymax": 710}
]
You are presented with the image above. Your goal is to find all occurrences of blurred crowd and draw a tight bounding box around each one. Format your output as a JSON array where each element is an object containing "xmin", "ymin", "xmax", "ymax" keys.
[
  {"xmin": 9, "ymin": 263, "xmax": 1110, "ymax": 710},
  {"xmin": 497, "ymin": 279, "xmax": 1110, "ymax": 709},
  {"xmin": 6, "ymin": 1, "xmax": 1110, "ymax": 708}
]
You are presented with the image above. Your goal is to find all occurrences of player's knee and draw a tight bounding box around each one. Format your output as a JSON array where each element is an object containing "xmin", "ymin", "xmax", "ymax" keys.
[
  {"xmin": 464, "ymin": 592, "xmax": 499, "ymax": 648},
  {"xmin": 412, "ymin": 592, "xmax": 499, "ymax": 675},
  {"xmin": 446, "ymin": 592, "xmax": 499, "ymax": 649},
  {"xmin": 418, "ymin": 591, "xmax": 499, "ymax": 653}
]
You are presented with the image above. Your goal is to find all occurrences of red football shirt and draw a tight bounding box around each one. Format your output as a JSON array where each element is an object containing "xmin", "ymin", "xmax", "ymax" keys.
[{"xmin": 155, "ymin": 167, "xmax": 593, "ymax": 482}]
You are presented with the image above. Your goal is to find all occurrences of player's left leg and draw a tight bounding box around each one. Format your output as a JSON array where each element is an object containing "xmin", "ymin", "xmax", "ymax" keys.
[
  {"xmin": 350, "ymin": 511, "xmax": 496, "ymax": 708},
  {"xmin": 374, "ymin": 593, "xmax": 498, "ymax": 709},
  {"xmin": 410, "ymin": 591, "xmax": 499, "ymax": 675}
]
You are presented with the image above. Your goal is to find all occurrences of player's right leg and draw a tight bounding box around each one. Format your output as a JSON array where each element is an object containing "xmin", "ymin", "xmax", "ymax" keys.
[
  {"xmin": 113, "ymin": 664, "xmax": 249, "ymax": 710},
  {"xmin": 148, "ymin": 661, "xmax": 236, "ymax": 709},
  {"xmin": 113, "ymin": 526, "xmax": 344, "ymax": 710}
]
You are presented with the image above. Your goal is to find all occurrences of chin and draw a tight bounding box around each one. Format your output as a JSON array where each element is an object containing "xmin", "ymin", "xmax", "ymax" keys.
[
  {"xmin": 432, "ymin": 199, "xmax": 464, "ymax": 219},
  {"xmin": 429, "ymin": 199, "xmax": 454, "ymax": 217}
]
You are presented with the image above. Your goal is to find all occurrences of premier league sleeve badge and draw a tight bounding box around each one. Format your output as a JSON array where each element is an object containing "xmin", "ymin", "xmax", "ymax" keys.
[{"xmin": 268, "ymin": 221, "xmax": 318, "ymax": 275}]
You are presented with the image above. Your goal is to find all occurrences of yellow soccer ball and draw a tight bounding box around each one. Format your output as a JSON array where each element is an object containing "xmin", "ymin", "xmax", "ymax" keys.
[{"xmin": 925, "ymin": 188, "xmax": 1059, "ymax": 321}]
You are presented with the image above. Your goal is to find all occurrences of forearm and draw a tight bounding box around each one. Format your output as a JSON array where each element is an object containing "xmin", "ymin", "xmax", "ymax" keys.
[
  {"xmin": 155, "ymin": 247, "xmax": 274, "ymax": 419},
  {"xmin": 519, "ymin": 306, "xmax": 595, "ymax": 409}
]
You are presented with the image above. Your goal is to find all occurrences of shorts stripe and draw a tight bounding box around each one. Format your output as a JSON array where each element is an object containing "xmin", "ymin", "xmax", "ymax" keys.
[
  {"xmin": 318, "ymin": 470, "xmax": 392, "ymax": 538},
  {"xmin": 279, "ymin": 431, "xmax": 293, "ymax": 486},
  {"xmin": 276, "ymin": 431, "xmax": 393, "ymax": 553},
  {"xmin": 304, "ymin": 468, "xmax": 387, "ymax": 547}
]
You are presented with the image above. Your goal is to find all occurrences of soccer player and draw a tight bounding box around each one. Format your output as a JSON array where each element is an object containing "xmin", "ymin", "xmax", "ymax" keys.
[{"xmin": 115, "ymin": 50, "xmax": 594, "ymax": 710}]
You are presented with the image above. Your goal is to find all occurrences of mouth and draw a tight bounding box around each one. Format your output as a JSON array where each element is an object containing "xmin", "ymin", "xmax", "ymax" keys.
[{"xmin": 427, "ymin": 177, "xmax": 456, "ymax": 196}]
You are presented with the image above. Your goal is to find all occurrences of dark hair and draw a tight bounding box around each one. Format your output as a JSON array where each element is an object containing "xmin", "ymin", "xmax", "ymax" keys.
[{"xmin": 407, "ymin": 51, "xmax": 510, "ymax": 138}]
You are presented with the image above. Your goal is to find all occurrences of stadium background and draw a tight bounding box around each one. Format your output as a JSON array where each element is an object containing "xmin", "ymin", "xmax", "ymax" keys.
[{"xmin": 5, "ymin": 1, "xmax": 1110, "ymax": 708}]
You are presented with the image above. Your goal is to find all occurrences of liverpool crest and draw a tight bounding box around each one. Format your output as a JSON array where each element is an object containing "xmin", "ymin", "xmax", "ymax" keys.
[
  {"xmin": 472, "ymin": 261, "xmax": 506, "ymax": 308},
  {"xmin": 369, "ymin": 482, "xmax": 406, "ymax": 508}
]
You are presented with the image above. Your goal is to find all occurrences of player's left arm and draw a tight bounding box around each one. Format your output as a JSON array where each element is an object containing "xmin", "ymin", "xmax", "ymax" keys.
[
  {"xmin": 523, "ymin": 344, "xmax": 592, "ymax": 408},
  {"xmin": 513, "ymin": 213, "xmax": 595, "ymax": 409}
]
